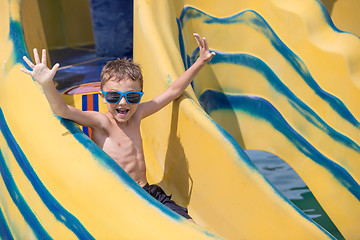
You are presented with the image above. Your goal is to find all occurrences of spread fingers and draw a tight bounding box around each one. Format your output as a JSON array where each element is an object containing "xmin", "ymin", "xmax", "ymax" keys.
[
  {"xmin": 20, "ymin": 68, "xmax": 32, "ymax": 75},
  {"xmin": 23, "ymin": 56, "xmax": 35, "ymax": 69},
  {"xmin": 33, "ymin": 48, "xmax": 40, "ymax": 64},
  {"xmin": 41, "ymin": 49, "xmax": 47, "ymax": 65},
  {"xmin": 193, "ymin": 33, "xmax": 204, "ymax": 48}
]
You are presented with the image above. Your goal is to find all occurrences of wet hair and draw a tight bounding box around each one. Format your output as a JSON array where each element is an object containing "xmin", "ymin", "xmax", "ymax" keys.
[{"xmin": 100, "ymin": 58, "xmax": 143, "ymax": 90}]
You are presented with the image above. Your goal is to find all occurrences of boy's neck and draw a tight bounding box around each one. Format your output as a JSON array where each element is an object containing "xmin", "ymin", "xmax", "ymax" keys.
[{"xmin": 106, "ymin": 111, "xmax": 129, "ymax": 125}]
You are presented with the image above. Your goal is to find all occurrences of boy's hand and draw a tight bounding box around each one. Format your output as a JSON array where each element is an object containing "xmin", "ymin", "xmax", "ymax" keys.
[
  {"xmin": 20, "ymin": 48, "xmax": 60, "ymax": 86},
  {"xmin": 193, "ymin": 33, "xmax": 216, "ymax": 64}
]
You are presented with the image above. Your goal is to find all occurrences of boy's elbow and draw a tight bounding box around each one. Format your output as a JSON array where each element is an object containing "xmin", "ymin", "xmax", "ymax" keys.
[
  {"xmin": 53, "ymin": 109, "xmax": 67, "ymax": 118},
  {"xmin": 52, "ymin": 105, "xmax": 71, "ymax": 119},
  {"xmin": 167, "ymin": 84, "xmax": 186, "ymax": 101},
  {"xmin": 174, "ymin": 91, "xmax": 182, "ymax": 100},
  {"xmin": 169, "ymin": 87, "xmax": 184, "ymax": 100}
]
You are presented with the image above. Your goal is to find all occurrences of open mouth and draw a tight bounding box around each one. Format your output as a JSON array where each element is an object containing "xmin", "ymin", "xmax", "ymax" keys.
[{"xmin": 116, "ymin": 108, "xmax": 129, "ymax": 115}]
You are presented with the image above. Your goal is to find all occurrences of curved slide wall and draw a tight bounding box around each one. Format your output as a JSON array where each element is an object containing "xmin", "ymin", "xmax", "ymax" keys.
[
  {"xmin": 0, "ymin": 0, "xmax": 358, "ymax": 239},
  {"xmin": 0, "ymin": 1, "xmax": 218, "ymax": 239},
  {"xmin": 135, "ymin": 0, "xmax": 360, "ymax": 239}
]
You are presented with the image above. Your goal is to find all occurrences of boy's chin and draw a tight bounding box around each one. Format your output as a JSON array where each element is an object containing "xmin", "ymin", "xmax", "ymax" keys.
[{"xmin": 113, "ymin": 112, "xmax": 131, "ymax": 123}]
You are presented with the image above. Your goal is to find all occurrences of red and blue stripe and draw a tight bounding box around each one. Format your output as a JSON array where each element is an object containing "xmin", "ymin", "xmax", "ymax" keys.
[{"xmin": 82, "ymin": 94, "xmax": 99, "ymax": 138}]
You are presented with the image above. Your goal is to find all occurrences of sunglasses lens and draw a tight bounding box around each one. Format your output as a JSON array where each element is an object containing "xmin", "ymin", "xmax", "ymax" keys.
[
  {"xmin": 106, "ymin": 92, "xmax": 121, "ymax": 103},
  {"xmin": 126, "ymin": 92, "xmax": 141, "ymax": 104}
]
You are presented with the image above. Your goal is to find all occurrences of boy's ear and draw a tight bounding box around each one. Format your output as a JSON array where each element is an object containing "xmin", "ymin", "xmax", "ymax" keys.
[{"xmin": 99, "ymin": 91, "xmax": 107, "ymax": 104}]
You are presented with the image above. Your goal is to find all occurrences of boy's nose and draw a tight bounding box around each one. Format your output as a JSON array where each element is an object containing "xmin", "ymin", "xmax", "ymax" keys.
[{"xmin": 119, "ymin": 96, "xmax": 127, "ymax": 104}]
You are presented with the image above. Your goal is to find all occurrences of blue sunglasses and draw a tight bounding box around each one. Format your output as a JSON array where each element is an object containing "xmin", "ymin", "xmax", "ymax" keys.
[{"xmin": 101, "ymin": 90, "xmax": 144, "ymax": 104}]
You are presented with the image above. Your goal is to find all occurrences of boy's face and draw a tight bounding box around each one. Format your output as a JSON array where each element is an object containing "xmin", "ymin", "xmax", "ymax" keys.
[{"xmin": 100, "ymin": 77, "xmax": 142, "ymax": 124}]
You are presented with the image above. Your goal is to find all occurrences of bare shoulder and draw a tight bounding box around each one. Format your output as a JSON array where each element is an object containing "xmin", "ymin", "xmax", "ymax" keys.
[
  {"xmin": 136, "ymin": 98, "xmax": 165, "ymax": 120},
  {"xmin": 135, "ymin": 101, "xmax": 155, "ymax": 120},
  {"xmin": 94, "ymin": 111, "xmax": 112, "ymax": 129}
]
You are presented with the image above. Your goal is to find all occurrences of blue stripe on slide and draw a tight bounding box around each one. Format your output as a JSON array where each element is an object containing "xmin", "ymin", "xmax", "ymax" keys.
[
  {"xmin": 82, "ymin": 95, "xmax": 90, "ymax": 136},
  {"xmin": 0, "ymin": 108, "xmax": 94, "ymax": 239},
  {"xmin": 82, "ymin": 94, "xmax": 88, "ymax": 111},
  {"xmin": 0, "ymin": 205, "xmax": 14, "ymax": 240},
  {"xmin": 199, "ymin": 90, "xmax": 360, "ymax": 201},
  {"xmin": 0, "ymin": 149, "xmax": 50, "ymax": 239},
  {"xmin": 206, "ymin": 52, "xmax": 360, "ymax": 152},
  {"xmin": 178, "ymin": 7, "xmax": 360, "ymax": 127},
  {"xmin": 93, "ymin": 94, "xmax": 99, "ymax": 112},
  {"xmin": 82, "ymin": 126, "xmax": 89, "ymax": 137}
]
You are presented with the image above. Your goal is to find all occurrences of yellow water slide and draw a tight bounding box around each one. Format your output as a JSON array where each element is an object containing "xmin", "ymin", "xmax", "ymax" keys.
[
  {"xmin": 135, "ymin": 0, "xmax": 360, "ymax": 239},
  {"xmin": 0, "ymin": 0, "xmax": 359, "ymax": 239},
  {"xmin": 0, "ymin": 1, "xmax": 217, "ymax": 239}
]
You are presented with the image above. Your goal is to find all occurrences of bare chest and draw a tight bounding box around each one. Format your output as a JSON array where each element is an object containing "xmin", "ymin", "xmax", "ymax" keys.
[
  {"xmin": 92, "ymin": 122, "xmax": 144, "ymax": 163},
  {"xmin": 109, "ymin": 126, "xmax": 141, "ymax": 153}
]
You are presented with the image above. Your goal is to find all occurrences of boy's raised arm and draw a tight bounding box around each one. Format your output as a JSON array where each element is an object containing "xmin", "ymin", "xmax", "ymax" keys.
[
  {"xmin": 139, "ymin": 33, "xmax": 215, "ymax": 119},
  {"xmin": 20, "ymin": 49, "xmax": 104, "ymax": 128}
]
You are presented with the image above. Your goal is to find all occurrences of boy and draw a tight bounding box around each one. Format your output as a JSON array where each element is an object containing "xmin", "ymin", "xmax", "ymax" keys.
[{"xmin": 20, "ymin": 33, "xmax": 215, "ymax": 220}]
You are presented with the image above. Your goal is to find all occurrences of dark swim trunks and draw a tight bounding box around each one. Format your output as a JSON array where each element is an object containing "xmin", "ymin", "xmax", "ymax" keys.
[{"xmin": 143, "ymin": 183, "xmax": 192, "ymax": 219}]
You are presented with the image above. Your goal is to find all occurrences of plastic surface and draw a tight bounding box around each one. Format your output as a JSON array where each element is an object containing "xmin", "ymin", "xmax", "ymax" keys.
[{"xmin": 1, "ymin": 0, "xmax": 359, "ymax": 239}]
